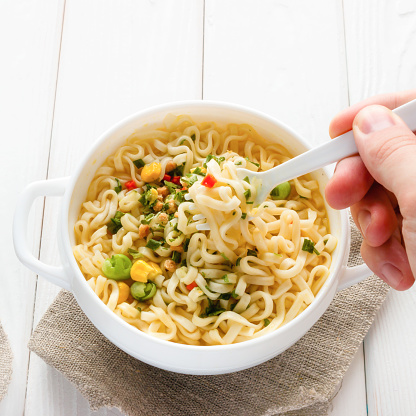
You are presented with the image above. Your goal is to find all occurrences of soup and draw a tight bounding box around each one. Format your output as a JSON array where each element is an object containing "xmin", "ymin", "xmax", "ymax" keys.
[{"xmin": 73, "ymin": 115, "xmax": 336, "ymax": 345}]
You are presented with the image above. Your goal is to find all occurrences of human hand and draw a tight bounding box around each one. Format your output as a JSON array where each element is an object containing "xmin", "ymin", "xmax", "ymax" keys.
[{"xmin": 325, "ymin": 90, "xmax": 416, "ymax": 290}]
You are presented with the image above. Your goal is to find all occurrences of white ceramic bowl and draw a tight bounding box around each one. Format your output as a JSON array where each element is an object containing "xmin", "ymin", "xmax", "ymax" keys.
[{"xmin": 13, "ymin": 101, "xmax": 372, "ymax": 375}]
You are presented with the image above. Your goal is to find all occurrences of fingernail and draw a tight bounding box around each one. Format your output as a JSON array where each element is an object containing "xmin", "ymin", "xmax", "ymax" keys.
[
  {"xmin": 355, "ymin": 106, "xmax": 396, "ymax": 134},
  {"xmin": 381, "ymin": 263, "xmax": 403, "ymax": 289},
  {"xmin": 358, "ymin": 210, "xmax": 371, "ymax": 236}
]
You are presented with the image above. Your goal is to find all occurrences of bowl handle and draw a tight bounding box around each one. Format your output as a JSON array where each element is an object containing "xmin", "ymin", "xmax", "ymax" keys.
[
  {"xmin": 336, "ymin": 263, "xmax": 374, "ymax": 292},
  {"xmin": 13, "ymin": 177, "xmax": 71, "ymax": 290}
]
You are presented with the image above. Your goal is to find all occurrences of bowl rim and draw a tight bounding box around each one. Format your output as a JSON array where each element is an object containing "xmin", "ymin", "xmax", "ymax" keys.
[{"xmin": 61, "ymin": 99, "xmax": 350, "ymax": 352}]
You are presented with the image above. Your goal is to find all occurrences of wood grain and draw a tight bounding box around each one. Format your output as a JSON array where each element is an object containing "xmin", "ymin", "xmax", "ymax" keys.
[
  {"xmin": 0, "ymin": 0, "xmax": 65, "ymax": 414},
  {"xmin": 25, "ymin": 0, "xmax": 203, "ymax": 415},
  {"xmin": 343, "ymin": 1, "xmax": 416, "ymax": 414}
]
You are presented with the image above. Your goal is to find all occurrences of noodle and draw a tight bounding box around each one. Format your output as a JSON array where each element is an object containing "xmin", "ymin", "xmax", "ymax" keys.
[{"xmin": 73, "ymin": 116, "xmax": 336, "ymax": 345}]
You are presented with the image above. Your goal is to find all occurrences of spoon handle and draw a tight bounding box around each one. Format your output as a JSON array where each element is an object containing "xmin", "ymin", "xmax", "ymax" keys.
[{"xmin": 264, "ymin": 98, "xmax": 416, "ymax": 187}]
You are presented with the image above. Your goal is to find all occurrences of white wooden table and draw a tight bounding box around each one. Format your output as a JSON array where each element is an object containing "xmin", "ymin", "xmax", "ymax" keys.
[{"xmin": 2, "ymin": 1, "xmax": 416, "ymax": 414}]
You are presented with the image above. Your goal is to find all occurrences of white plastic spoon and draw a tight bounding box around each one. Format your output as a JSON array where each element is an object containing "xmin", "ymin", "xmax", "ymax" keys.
[{"xmin": 236, "ymin": 98, "xmax": 416, "ymax": 206}]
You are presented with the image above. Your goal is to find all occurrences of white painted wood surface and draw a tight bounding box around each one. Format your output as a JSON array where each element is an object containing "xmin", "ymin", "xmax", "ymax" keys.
[{"xmin": 1, "ymin": 0, "xmax": 415, "ymax": 414}]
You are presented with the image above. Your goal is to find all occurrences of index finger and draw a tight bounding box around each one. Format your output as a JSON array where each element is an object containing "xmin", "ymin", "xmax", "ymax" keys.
[{"xmin": 329, "ymin": 89, "xmax": 416, "ymax": 138}]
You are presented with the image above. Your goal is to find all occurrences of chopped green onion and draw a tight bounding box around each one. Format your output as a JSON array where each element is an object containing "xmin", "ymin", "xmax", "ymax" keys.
[
  {"xmin": 231, "ymin": 290, "xmax": 239, "ymax": 299},
  {"xmin": 222, "ymin": 274, "xmax": 229, "ymax": 283},
  {"xmin": 246, "ymin": 201, "xmax": 254, "ymax": 204},
  {"xmin": 235, "ymin": 161, "xmax": 242, "ymax": 166},
  {"xmin": 247, "ymin": 249, "xmax": 257, "ymax": 257},
  {"xmin": 183, "ymin": 238, "xmax": 190, "ymax": 252},
  {"xmin": 200, "ymin": 299, "xmax": 226, "ymax": 317},
  {"xmin": 302, "ymin": 239, "xmax": 320, "ymax": 255},
  {"xmin": 114, "ymin": 178, "xmax": 122, "ymax": 193},
  {"xmin": 264, "ymin": 318, "xmax": 270, "ymax": 327},
  {"xmin": 191, "ymin": 133, "xmax": 196, "ymax": 141},
  {"xmin": 219, "ymin": 293, "xmax": 232, "ymax": 300},
  {"xmin": 141, "ymin": 213, "xmax": 155, "ymax": 224},
  {"xmin": 146, "ymin": 239, "xmax": 163, "ymax": 250},
  {"xmin": 172, "ymin": 251, "xmax": 181, "ymax": 263},
  {"xmin": 245, "ymin": 157, "xmax": 260, "ymax": 167},
  {"xmin": 244, "ymin": 189, "xmax": 251, "ymax": 201},
  {"xmin": 133, "ymin": 159, "xmax": 145, "ymax": 169},
  {"xmin": 243, "ymin": 176, "xmax": 250, "ymax": 183},
  {"xmin": 241, "ymin": 213, "xmax": 247, "ymax": 220},
  {"xmin": 107, "ymin": 211, "xmax": 125, "ymax": 234},
  {"xmin": 274, "ymin": 253, "xmax": 282, "ymax": 257},
  {"xmin": 128, "ymin": 248, "xmax": 144, "ymax": 259},
  {"xmin": 324, "ymin": 239, "xmax": 328, "ymax": 244},
  {"xmin": 179, "ymin": 139, "xmax": 186, "ymax": 145},
  {"xmin": 236, "ymin": 257, "xmax": 241, "ymax": 266},
  {"xmin": 203, "ymin": 154, "xmax": 225, "ymax": 168},
  {"xmin": 220, "ymin": 252, "xmax": 230, "ymax": 261}
]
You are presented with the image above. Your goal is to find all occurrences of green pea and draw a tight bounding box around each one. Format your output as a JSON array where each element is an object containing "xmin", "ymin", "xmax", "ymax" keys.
[
  {"xmin": 102, "ymin": 254, "xmax": 132, "ymax": 281},
  {"xmin": 270, "ymin": 181, "xmax": 291, "ymax": 200},
  {"xmin": 131, "ymin": 281, "xmax": 157, "ymax": 301}
]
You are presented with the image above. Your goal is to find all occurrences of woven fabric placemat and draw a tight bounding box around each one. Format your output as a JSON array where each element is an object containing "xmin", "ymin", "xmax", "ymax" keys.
[
  {"xmin": 0, "ymin": 322, "xmax": 13, "ymax": 402},
  {"xmin": 28, "ymin": 221, "xmax": 389, "ymax": 415}
]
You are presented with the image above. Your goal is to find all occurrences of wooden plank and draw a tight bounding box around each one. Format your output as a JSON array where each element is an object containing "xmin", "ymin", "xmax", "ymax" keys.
[
  {"xmin": 25, "ymin": 0, "xmax": 204, "ymax": 414},
  {"xmin": 0, "ymin": 0, "xmax": 65, "ymax": 414},
  {"xmin": 343, "ymin": 1, "xmax": 416, "ymax": 414},
  {"xmin": 204, "ymin": 1, "xmax": 367, "ymax": 415}
]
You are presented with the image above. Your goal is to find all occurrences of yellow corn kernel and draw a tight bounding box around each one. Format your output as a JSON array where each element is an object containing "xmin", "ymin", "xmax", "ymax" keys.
[
  {"xmin": 147, "ymin": 261, "xmax": 162, "ymax": 279},
  {"xmin": 130, "ymin": 260, "xmax": 154, "ymax": 282},
  {"xmin": 141, "ymin": 162, "xmax": 162, "ymax": 182},
  {"xmin": 117, "ymin": 282, "xmax": 130, "ymax": 304}
]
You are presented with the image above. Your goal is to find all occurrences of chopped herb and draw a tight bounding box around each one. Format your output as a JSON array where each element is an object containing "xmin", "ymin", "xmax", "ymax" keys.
[
  {"xmin": 219, "ymin": 293, "xmax": 232, "ymax": 300},
  {"xmin": 324, "ymin": 239, "xmax": 328, "ymax": 244},
  {"xmin": 201, "ymin": 272, "xmax": 206, "ymax": 277},
  {"xmin": 191, "ymin": 133, "xmax": 196, "ymax": 141},
  {"xmin": 141, "ymin": 213, "xmax": 155, "ymax": 224},
  {"xmin": 165, "ymin": 181, "xmax": 180, "ymax": 194},
  {"xmin": 247, "ymin": 249, "xmax": 257, "ymax": 257},
  {"xmin": 241, "ymin": 213, "xmax": 247, "ymax": 220},
  {"xmin": 136, "ymin": 307, "xmax": 142, "ymax": 312},
  {"xmin": 231, "ymin": 290, "xmax": 239, "ymax": 299},
  {"xmin": 245, "ymin": 157, "xmax": 260, "ymax": 167},
  {"xmin": 200, "ymin": 299, "xmax": 226, "ymax": 318},
  {"xmin": 232, "ymin": 211, "xmax": 236, "ymax": 216},
  {"xmin": 114, "ymin": 178, "xmax": 122, "ymax": 193},
  {"xmin": 179, "ymin": 139, "xmax": 186, "ymax": 145},
  {"xmin": 264, "ymin": 318, "xmax": 270, "ymax": 327},
  {"xmin": 171, "ymin": 163, "xmax": 185, "ymax": 177},
  {"xmin": 220, "ymin": 252, "xmax": 230, "ymax": 261},
  {"xmin": 203, "ymin": 154, "xmax": 225, "ymax": 168},
  {"xmin": 107, "ymin": 211, "xmax": 125, "ymax": 234},
  {"xmin": 299, "ymin": 195, "xmax": 308, "ymax": 199},
  {"xmin": 182, "ymin": 174, "xmax": 199, "ymax": 187},
  {"xmin": 139, "ymin": 188, "xmax": 158, "ymax": 208},
  {"xmin": 222, "ymin": 274, "xmax": 229, "ymax": 283},
  {"xmin": 243, "ymin": 176, "xmax": 250, "ymax": 183},
  {"xmin": 128, "ymin": 248, "xmax": 144, "ymax": 259},
  {"xmin": 244, "ymin": 189, "xmax": 251, "ymax": 201},
  {"xmin": 183, "ymin": 238, "xmax": 190, "ymax": 252},
  {"xmin": 235, "ymin": 161, "xmax": 242, "ymax": 166},
  {"xmin": 172, "ymin": 251, "xmax": 181, "ymax": 263},
  {"xmin": 230, "ymin": 303, "xmax": 237, "ymax": 311},
  {"xmin": 246, "ymin": 201, "xmax": 254, "ymax": 204},
  {"xmin": 174, "ymin": 190, "xmax": 186, "ymax": 203},
  {"xmin": 274, "ymin": 253, "xmax": 282, "ymax": 257},
  {"xmin": 236, "ymin": 257, "xmax": 241, "ymax": 266},
  {"xmin": 146, "ymin": 239, "xmax": 163, "ymax": 250},
  {"xmin": 169, "ymin": 213, "xmax": 175, "ymax": 221},
  {"xmin": 133, "ymin": 159, "xmax": 145, "ymax": 169},
  {"xmin": 180, "ymin": 259, "xmax": 187, "ymax": 267},
  {"xmin": 192, "ymin": 166, "xmax": 204, "ymax": 175},
  {"xmin": 302, "ymin": 239, "xmax": 320, "ymax": 255}
]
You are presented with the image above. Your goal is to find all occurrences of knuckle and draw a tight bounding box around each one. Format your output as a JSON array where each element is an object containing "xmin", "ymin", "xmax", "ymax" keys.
[{"xmin": 371, "ymin": 132, "xmax": 416, "ymax": 165}]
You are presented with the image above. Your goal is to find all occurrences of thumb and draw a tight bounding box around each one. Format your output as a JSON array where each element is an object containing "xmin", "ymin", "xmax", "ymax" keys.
[{"xmin": 353, "ymin": 104, "xmax": 416, "ymax": 277}]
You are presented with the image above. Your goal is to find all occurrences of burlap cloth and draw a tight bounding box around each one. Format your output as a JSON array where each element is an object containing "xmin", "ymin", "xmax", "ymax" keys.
[
  {"xmin": 0, "ymin": 322, "xmax": 13, "ymax": 402},
  {"xmin": 28, "ymin": 220, "xmax": 389, "ymax": 415}
]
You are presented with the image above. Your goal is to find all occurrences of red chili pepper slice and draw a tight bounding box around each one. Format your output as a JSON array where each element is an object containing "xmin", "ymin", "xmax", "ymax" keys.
[
  {"xmin": 125, "ymin": 180, "xmax": 137, "ymax": 191},
  {"xmin": 201, "ymin": 174, "xmax": 217, "ymax": 188},
  {"xmin": 186, "ymin": 281, "xmax": 198, "ymax": 291},
  {"xmin": 171, "ymin": 176, "xmax": 181, "ymax": 185},
  {"xmin": 163, "ymin": 174, "xmax": 172, "ymax": 182}
]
